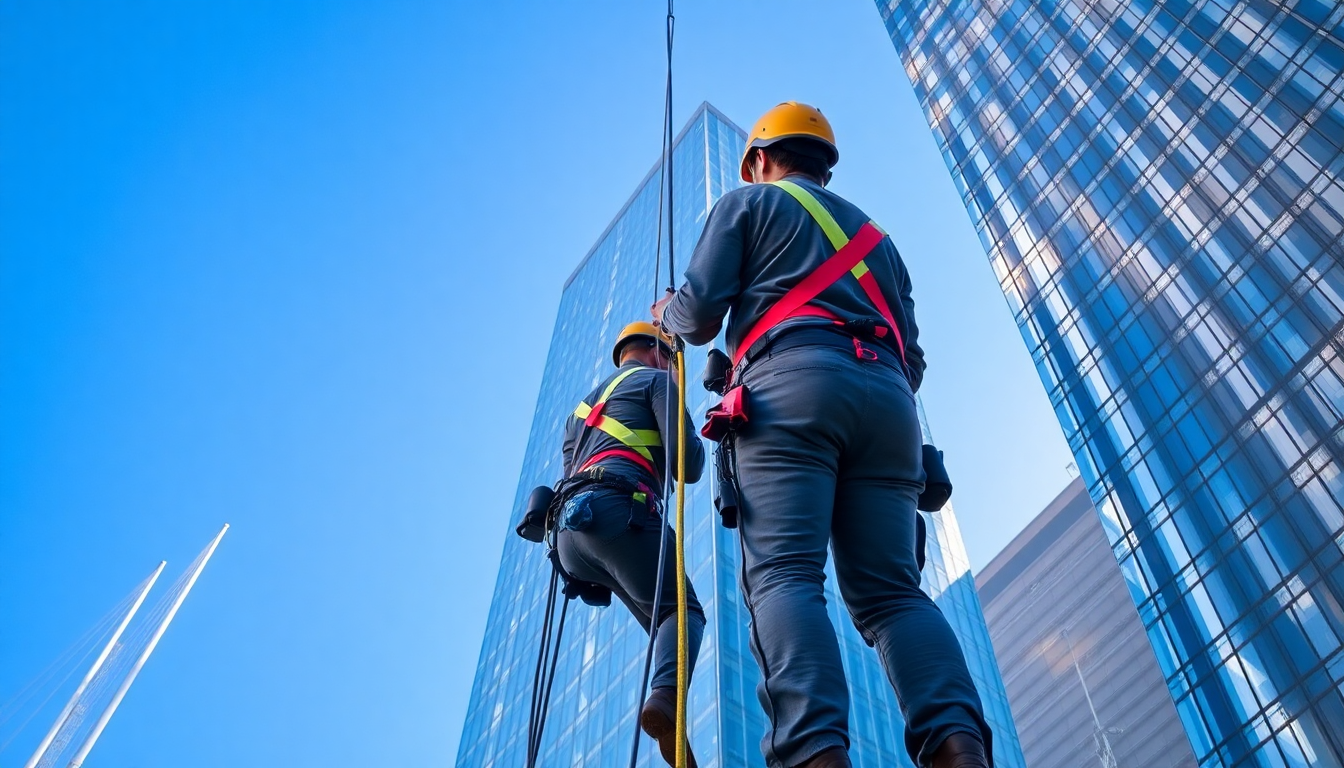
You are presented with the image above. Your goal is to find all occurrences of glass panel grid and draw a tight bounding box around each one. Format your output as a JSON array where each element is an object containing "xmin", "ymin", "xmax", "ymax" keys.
[{"xmin": 877, "ymin": 0, "xmax": 1344, "ymax": 765}]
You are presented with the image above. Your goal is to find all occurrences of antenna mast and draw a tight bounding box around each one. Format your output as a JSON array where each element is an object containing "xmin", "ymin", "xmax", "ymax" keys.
[
  {"xmin": 22, "ymin": 562, "xmax": 167, "ymax": 768},
  {"xmin": 65, "ymin": 524, "xmax": 229, "ymax": 768},
  {"xmin": 1062, "ymin": 630, "xmax": 1119, "ymax": 768}
]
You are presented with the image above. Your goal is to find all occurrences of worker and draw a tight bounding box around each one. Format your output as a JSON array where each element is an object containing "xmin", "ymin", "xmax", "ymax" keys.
[
  {"xmin": 555, "ymin": 321, "xmax": 707, "ymax": 768},
  {"xmin": 653, "ymin": 103, "xmax": 993, "ymax": 768}
]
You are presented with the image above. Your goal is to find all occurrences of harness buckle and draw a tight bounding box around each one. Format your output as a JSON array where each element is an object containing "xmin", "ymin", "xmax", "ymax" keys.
[{"xmin": 852, "ymin": 337, "xmax": 879, "ymax": 361}]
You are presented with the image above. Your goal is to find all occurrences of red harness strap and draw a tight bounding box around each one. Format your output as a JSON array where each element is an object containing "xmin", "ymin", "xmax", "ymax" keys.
[
  {"xmin": 731, "ymin": 221, "xmax": 906, "ymax": 369},
  {"xmin": 577, "ymin": 447, "xmax": 658, "ymax": 479}
]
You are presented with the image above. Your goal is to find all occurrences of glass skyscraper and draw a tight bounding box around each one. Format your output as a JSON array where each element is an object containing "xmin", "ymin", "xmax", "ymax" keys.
[
  {"xmin": 875, "ymin": 1, "xmax": 1344, "ymax": 766},
  {"xmin": 454, "ymin": 102, "xmax": 1025, "ymax": 768}
]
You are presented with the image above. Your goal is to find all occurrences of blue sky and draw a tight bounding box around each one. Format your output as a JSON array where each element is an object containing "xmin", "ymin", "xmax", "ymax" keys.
[{"xmin": 0, "ymin": 2, "xmax": 1074, "ymax": 766}]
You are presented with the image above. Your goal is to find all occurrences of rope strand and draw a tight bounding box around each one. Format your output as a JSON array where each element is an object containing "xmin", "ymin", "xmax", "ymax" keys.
[{"xmin": 631, "ymin": 2, "xmax": 681, "ymax": 767}]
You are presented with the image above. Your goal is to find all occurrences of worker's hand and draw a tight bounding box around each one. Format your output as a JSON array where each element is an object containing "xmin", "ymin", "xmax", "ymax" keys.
[{"xmin": 651, "ymin": 288, "xmax": 675, "ymax": 327}]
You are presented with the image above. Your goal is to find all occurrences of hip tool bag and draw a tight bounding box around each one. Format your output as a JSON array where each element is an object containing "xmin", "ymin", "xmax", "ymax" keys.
[
  {"xmin": 699, "ymin": 180, "xmax": 953, "ymax": 520},
  {"xmin": 515, "ymin": 482, "xmax": 614, "ymax": 608}
]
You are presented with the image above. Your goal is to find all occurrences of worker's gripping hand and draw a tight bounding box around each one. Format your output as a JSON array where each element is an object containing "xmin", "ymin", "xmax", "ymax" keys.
[{"xmin": 651, "ymin": 288, "xmax": 675, "ymax": 328}]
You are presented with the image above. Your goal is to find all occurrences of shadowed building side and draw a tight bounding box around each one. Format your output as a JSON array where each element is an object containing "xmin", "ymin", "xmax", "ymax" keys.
[{"xmin": 977, "ymin": 478, "xmax": 1199, "ymax": 768}]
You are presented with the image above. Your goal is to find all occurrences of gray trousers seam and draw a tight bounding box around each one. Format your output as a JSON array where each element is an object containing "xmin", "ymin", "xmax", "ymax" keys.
[{"xmin": 737, "ymin": 516, "xmax": 784, "ymax": 768}]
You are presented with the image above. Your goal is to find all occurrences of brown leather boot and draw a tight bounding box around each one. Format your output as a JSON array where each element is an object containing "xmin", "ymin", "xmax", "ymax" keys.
[
  {"xmin": 930, "ymin": 732, "xmax": 989, "ymax": 768},
  {"xmin": 795, "ymin": 746, "xmax": 852, "ymax": 767},
  {"xmin": 639, "ymin": 687, "xmax": 698, "ymax": 768}
]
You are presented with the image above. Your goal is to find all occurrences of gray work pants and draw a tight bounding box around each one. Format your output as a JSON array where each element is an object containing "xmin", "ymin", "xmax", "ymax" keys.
[
  {"xmin": 734, "ymin": 340, "xmax": 993, "ymax": 768},
  {"xmin": 556, "ymin": 487, "xmax": 705, "ymax": 691}
]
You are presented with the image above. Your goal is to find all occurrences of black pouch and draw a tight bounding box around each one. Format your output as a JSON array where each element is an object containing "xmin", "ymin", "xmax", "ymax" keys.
[
  {"xmin": 547, "ymin": 549, "xmax": 612, "ymax": 608},
  {"xmin": 917, "ymin": 444, "xmax": 952, "ymax": 512},
  {"xmin": 713, "ymin": 445, "xmax": 740, "ymax": 529},
  {"xmin": 515, "ymin": 485, "xmax": 555, "ymax": 543},
  {"xmin": 702, "ymin": 348, "xmax": 732, "ymax": 395},
  {"xmin": 566, "ymin": 580, "xmax": 613, "ymax": 608}
]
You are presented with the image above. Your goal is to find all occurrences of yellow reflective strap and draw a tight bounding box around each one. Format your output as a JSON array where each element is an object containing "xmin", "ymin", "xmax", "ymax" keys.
[
  {"xmin": 771, "ymin": 180, "xmax": 849, "ymax": 251},
  {"xmin": 596, "ymin": 420, "xmax": 656, "ymax": 461},
  {"xmin": 850, "ymin": 261, "xmax": 871, "ymax": 279},
  {"xmin": 574, "ymin": 366, "xmax": 661, "ymax": 460},
  {"xmin": 591, "ymin": 416, "xmax": 655, "ymax": 453},
  {"xmin": 631, "ymin": 429, "xmax": 663, "ymax": 446},
  {"xmin": 598, "ymin": 366, "xmax": 645, "ymax": 403},
  {"xmin": 575, "ymin": 368, "xmax": 645, "ymax": 419}
]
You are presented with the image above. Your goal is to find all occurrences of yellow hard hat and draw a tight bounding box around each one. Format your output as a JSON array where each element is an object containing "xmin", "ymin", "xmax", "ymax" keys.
[
  {"xmin": 740, "ymin": 101, "xmax": 838, "ymax": 182},
  {"xmin": 612, "ymin": 321, "xmax": 673, "ymax": 366}
]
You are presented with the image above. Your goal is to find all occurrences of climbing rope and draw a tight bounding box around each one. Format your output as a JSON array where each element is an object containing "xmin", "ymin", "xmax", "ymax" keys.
[
  {"xmin": 521, "ymin": 1, "xmax": 686, "ymax": 764},
  {"xmin": 673, "ymin": 346, "xmax": 689, "ymax": 768},
  {"xmin": 526, "ymin": 556, "xmax": 571, "ymax": 768},
  {"xmin": 629, "ymin": 1, "xmax": 690, "ymax": 767}
]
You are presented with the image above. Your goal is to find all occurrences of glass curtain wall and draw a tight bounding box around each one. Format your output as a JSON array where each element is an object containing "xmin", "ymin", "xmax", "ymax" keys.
[{"xmin": 875, "ymin": 1, "xmax": 1344, "ymax": 765}]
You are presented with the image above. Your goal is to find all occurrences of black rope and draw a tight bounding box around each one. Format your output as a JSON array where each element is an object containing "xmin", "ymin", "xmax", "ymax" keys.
[
  {"xmin": 527, "ymin": 568, "xmax": 557, "ymax": 766},
  {"xmin": 630, "ymin": 2, "xmax": 677, "ymax": 768},
  {"xmin": 527, "ymin": 564, "xmax": 570, "ymax": 768},
  {"xmin": 650, "ymin": 5, "xmax": 677, "ymax": 299},
  {"xmin": 663, "ymin": 5, "xmax": 676, "ymax": 290},
  {"xmin": 535, "ymin": 596, "xmax": 570, "ymax": 752}
]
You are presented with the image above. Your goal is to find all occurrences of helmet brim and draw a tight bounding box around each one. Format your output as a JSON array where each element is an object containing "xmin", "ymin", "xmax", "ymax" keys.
[
  {"xmin": 739, "ymin": 134, "xmax": 840, "ymax": 182},
  {"xmin": 612, "ymin": 335, "xmax": 674, "ymax": 367}
]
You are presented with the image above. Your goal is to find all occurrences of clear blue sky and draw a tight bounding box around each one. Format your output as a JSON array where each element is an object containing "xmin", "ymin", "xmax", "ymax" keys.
[{"xmin": 0, "ymin": 2, "xmax": 1074, "ymax": 766}]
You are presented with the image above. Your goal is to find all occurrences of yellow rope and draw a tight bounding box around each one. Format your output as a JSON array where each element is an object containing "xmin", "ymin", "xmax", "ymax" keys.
[{"xmin": 674, "ymin": 347, "xmax": 688, "ymax": 768}]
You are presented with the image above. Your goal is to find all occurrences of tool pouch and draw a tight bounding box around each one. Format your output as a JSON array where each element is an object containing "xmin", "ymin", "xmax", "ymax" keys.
[
  {"xmin": 702, "ymin": 348, "xmax": 732, "ymax": 395},
  {"xmin": 713, "ymin": 445, "xmax": 740, "ymax": 529},
  {"xmin": 515, "ymin": 485, "xmax": 556, "ymax": 543},
  {"xmin": 701, "ymin": 385, "xmax": 749, "ymax": 442},
  {"xmin": 548, "ymin": 549, "xmax": 612, "ymax": 608},
  {"xmin": 917, "ymin": 444, "xmax": 952, "ymax": 512},
  {"xmin": 568, "ymin": 581, "xmax": 613, "ymax": 608}
]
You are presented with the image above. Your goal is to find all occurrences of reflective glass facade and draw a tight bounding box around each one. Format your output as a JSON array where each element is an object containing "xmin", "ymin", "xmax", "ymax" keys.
[
  {"xmin": 455, "ymin": 102, "xmax": 1025, "ymax": 768},
  {"xmin": 876, "ymin": 1, "xmax": 1344, "ymax": 765}
]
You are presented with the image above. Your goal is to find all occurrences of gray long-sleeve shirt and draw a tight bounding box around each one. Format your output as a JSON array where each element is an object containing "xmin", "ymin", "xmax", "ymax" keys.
[
  {"xmin": 661, "ymin": 174, "xmax": 926, "ymax": 391},
  {"xmin": 562, "ymin": 361, "xmax": 705, "ymax": 489}
]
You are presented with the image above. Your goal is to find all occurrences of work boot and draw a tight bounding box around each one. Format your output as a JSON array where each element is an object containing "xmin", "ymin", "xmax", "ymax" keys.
[
  {"xmin": 795, "ymin": 746, "xmax": 852, "ymax": 767},
  {"xmin": 639, "ymin": 687, "xmax": 698, "ymax": 768},
  {"xmin": 930, "ymin": 732, "xmax": 989, "ymax": 768}
]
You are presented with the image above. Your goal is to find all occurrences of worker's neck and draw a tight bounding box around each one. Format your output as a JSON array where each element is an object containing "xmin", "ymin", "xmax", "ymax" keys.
[
  {"xmin": 783, "ymin": 171, "xmax": 826, "ymax": 185},
  {"xmin": 755, "ymin": 168, "xmax": 824, "ymax": 185}
]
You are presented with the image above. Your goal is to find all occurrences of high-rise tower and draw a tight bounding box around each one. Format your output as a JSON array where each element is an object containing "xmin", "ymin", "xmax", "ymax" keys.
[
  {"xmin": 454, "ymin": 102, "xmax": 1025, "ymax": 768},
  {"xmin": 876, "ymin": 1, "xmax": 1344, "ymax": 765}
]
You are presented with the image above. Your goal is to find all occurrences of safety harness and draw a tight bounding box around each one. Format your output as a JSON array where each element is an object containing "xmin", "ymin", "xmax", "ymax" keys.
[
  {"xmin": 702, "ymin": 179, "xmax": 908, "ymax": 443},
  {"xmin": 736, "ymin": 179, "xmax": 908, "ymax": 369},
  {"xmin": 573, "ymin": 366, "xmax": 664, "ymax": 485}
]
